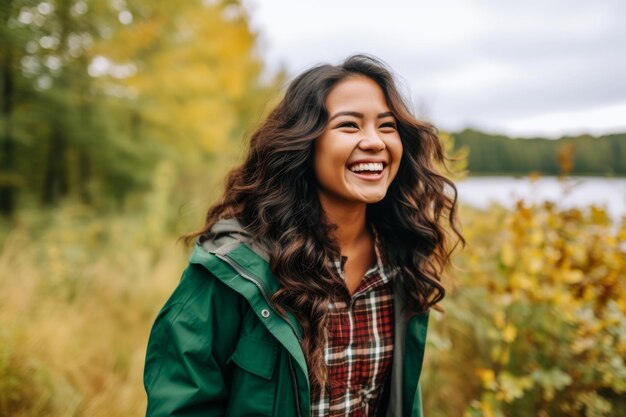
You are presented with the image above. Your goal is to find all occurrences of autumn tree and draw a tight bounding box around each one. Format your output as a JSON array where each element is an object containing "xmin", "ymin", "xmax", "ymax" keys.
[{"xmin": 0, "ymin": 0, "xmax": 280, "ymax": 215}]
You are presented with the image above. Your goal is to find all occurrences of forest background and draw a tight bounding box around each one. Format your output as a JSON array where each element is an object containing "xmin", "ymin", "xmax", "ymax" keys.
[{"xmin": 1, "ymin": 1, "xmax": 625, "ymax": 416}]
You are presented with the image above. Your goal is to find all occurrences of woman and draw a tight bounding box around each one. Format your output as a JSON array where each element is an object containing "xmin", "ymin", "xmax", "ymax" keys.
[{"xmin": 144, "ymin": 54, "xmax": 463, "ymax": 417}]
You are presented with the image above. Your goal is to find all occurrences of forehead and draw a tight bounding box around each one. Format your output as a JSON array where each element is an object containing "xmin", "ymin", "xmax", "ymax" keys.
[{"xmin": 325, "ymin": 75, "xmax": 390, "ymax": 112}]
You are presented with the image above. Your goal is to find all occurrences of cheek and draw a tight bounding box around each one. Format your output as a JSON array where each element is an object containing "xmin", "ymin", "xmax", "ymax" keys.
[
  {"xmin": 385, "ymin": 137, "xmax": 403, "ymax": 183},
  {"xmin": 391, "ymin": 137, "xmax": 403, "ymax": 170},
  {"xmin": 313, "ymin": 141, "xmax": 342, "ymax": 185},
  {"xmin": 315, "ymin": 140, "xmax": 350, "ymax": 169}
]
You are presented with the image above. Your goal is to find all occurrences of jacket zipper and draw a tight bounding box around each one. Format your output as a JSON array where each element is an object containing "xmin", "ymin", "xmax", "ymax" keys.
[
  {"xmin": 288, "ymin": 355, "xmax": 303, "ymax": 417},
  {"xmin": 214, "ymin": 252, "xmax": 305, "ymax": 417},
  {"xmin": 213, "ymin": 252, "xmax": 303, "ymax": 343},
  {"xmin": 214, "ymin": 253, "xmax": 302, "ymax": 417}
]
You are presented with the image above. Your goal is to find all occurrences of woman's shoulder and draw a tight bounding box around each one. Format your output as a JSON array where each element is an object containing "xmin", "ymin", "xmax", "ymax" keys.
[{"xmin": 157, "ymin": 261, "xmax": 248, "ymax": 329}]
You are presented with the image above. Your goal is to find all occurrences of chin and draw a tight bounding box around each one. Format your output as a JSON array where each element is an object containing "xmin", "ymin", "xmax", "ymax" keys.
[{"xmin": 360, "ymin": 192, "xmax": 388, "ymax": 204}]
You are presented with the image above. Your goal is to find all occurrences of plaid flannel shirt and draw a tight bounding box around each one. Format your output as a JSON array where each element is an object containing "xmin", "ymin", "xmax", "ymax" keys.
[{"xmin": 310, "ymin": 237, "xmax": 396, "ymax": 417}]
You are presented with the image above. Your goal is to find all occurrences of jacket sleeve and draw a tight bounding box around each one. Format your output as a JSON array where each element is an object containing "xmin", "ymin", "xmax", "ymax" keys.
[{"xmin": 144, "ymin": 264, "xmax": 245, "ymax": 417}]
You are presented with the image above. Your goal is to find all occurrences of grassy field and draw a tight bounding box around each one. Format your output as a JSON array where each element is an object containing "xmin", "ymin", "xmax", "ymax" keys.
[{"xmin": 0, "ymin": 204, "xmax": 188, "ymax": 416}]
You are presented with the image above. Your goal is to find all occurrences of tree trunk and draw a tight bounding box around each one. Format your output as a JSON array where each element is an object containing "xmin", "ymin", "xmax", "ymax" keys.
[
  {"xmin": 76, "ymin": 75, "xmax": 92, "ymax": 204},
  {"xmin": 78, "ymin": 149, "xmax": 91, "ymax": 204},
  {"xmin": 42, "ymin": 0, "xmax": 72, "ymax": 206},
  {"xmin": 42, "ymin": 124, "xmax": 68, "ymax": 205},
  {"xmin": 0, "ymin": 0, "xmax": 16, "ymax": 217}
]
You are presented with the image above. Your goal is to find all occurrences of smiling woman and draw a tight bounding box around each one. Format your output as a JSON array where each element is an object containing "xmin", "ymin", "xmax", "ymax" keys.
[{"xmin": 143, "ymin": 54, "xmax": 464, "ymax": 417}]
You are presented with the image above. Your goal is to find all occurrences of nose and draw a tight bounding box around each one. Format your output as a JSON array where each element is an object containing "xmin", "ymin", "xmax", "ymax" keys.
[{"xmin": 358, "ymin": 126, "xmax": 386, "ymax": 152}]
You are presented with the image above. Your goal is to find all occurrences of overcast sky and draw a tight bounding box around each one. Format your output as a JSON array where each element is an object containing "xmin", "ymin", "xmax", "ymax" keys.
[{"xmin": 244, "ymin": 0, "xmax": 626, "ymax": 138}]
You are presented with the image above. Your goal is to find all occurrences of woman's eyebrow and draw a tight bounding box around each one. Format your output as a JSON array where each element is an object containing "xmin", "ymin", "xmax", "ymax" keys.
[{"xmin": 329, "ymin": 111, "xmax": 394, "ymax": 121}]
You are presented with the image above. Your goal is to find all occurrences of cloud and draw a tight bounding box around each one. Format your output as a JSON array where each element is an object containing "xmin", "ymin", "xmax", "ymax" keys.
[{"xmin": 245, "ymin": 0, "xmax": 626, "ymax": 136}]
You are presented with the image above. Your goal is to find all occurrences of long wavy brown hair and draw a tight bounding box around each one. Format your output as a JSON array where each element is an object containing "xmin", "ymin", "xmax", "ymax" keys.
[{"xmin": 187, "ymin": 54, "xmax": 464, "ymax": 390}]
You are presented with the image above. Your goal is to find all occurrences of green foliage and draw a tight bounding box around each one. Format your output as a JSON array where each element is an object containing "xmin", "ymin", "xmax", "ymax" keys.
[
  {"xmin": 0, "ymin": 0, "xmax": 280, "ymax": 214},
  {"xmin": 453, "ymin": 129, "xmax": 626, "ymax": 176}
]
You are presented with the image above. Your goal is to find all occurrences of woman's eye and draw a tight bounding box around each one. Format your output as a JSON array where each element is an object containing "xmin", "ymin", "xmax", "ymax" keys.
[
  {"xmin": 380, "ymin": 122, "xmax": 397, "ymax": 130},
  {"xmin": 338, "ymin": 122, "xmax": 359, "ymax": 129}
]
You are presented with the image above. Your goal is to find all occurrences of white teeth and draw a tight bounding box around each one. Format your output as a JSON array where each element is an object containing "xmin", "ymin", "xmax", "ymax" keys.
[{"xmin": 349, "ymin": 162, "xmax": 384, "ymax": 172}]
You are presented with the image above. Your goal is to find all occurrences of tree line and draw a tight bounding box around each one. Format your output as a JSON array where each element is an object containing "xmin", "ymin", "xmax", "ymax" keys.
[{"xmin": 452, "ymin": 129, "xmax": 626, "ymax": 176}]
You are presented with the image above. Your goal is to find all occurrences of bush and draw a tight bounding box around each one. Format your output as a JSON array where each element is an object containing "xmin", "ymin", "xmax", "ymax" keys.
[{"xmin": 423, "ymin": 201, "xmax": 626, "ymax": 417}]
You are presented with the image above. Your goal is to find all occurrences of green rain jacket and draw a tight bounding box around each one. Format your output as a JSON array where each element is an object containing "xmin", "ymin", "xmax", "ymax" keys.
[{"xmin": 144, "ymin": 219, "xmax": 430, "ymax": 417}]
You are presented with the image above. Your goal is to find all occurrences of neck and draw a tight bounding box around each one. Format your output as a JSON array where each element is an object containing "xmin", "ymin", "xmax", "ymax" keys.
[{"xmin": 318, "ymin": 194, "xmax": 369, "ymax": 251}]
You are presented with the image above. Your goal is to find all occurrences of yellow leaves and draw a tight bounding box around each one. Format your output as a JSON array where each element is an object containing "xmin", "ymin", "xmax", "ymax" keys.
[
  {"xmin": 477, "ymin": 368, "xmax": 497, "ymax": 389},
  {"xmin": 571, "ymin": 336, "xmax": 595, "ymax": 354},
  {"xmin": 496, "ymin": 372, "xmax": 533, "ymax": 402},
  {"xmin": 100, "ymin": 18, "xmax": 166, "ymax": 61},
  {"xmin": 618, "ymin": 223, "xmax": 626, "ymax": 243},
  {"xmin": 527, "ymin": 250, "xmax": 544, "ymax": 274},
  {"xmin": 476, "ymin": 369, "xmax": 532, "ymax": 403},
  {"xmin": 568, "ymin": 245, "xmax": 588, "ymax": 266},
  {"xmin": 510, "ymin": 271, "xmax": 534, "ymax": 291},
  {"xmin": 485, "ymin": 200, "xmax": 623, "ymax": 310},
  {"xmin": 558, "ymin": 268, "xmax": 584, "ymax": 284},
  {"xmin": 91, "ymin": 0, "xmax": 268, "ymax": 160},
  {"xmin": 590, "ymin": 205, "xmax": 610, "ymax": 225},
  {"xmin": 465, "ymin": 399, "xmax": 498, "ymax": 417},
  {"xmin": 480, "ymin": 402, "xmax": 496, "ymax": 417},
  {"xmin": 500, "ymin": 243, "xmax": 515, "ymax": 267},
  {"xmin": 489, "ymin": 344, "xmax": 510, "ymax": 365},
  {"xmin": 543, "ymin": 245, "xmax": 561, "ymax": 263},
  {"xmin": 451, "ymin": 201, "xmax": 626, "ymax": 415},
  {"xmin": 219, "ymin": 62, "xmax": 248, "ymax": 98},
  {"xmin": 529, "ymin": 230, "xmax": 544, "ymax": 246},
  {"xmin": 502, "ymin": 324, "xmax": 517, "ymax": 343},
  {"xmin": 493, "ymin": 311, "xmax": 506, "ymax": 329}
]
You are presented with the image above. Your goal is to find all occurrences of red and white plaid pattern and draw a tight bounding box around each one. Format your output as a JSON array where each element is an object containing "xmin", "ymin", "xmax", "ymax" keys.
[{"xmin": 310, "ymin": 239, "xmax": 396, "ymax": 417}]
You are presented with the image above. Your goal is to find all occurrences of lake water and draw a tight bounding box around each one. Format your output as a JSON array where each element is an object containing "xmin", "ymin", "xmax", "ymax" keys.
[{"xmin": 456, "ymin": 176, "xmax": 626, "ymax": 221}]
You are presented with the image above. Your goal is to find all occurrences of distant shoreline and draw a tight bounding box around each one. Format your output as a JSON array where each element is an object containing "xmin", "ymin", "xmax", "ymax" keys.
[{"xmin": 451, "ymin": 129, "xmax": 626, "ymax": 177}]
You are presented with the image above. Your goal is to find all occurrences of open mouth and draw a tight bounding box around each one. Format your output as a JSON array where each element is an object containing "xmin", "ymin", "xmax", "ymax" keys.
[{"xmin": 348, "ymin": 162, "xmax": 385, "ymax": 176}]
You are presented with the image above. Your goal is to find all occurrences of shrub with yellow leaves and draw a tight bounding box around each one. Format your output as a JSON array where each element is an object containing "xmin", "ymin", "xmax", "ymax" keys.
[{"xmin": 423, "ymin": 201, "xmax": 626, "ymax": 417}]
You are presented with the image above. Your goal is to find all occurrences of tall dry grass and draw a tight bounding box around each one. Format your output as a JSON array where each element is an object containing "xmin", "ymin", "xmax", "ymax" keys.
[{"xmin": 0, "ymin": 202, "xmax": 189, "ymax": 416}]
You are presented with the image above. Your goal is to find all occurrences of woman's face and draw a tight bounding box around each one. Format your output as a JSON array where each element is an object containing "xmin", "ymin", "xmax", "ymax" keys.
[{"xmin": 313, "ymin": 75, "xmax": 403, "ymax": 210}]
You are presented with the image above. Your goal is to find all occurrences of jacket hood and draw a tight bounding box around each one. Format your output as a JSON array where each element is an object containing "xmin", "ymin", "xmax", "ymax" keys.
[{"xmin": 200, "ymin": 217, "xmax": 269, "ymax": 261}]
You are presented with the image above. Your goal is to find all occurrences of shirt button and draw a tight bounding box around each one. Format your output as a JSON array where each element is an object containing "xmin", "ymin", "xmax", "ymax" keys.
[{"xmin": 261, "ymin": 309, "xmax": 270, "ymax": 318}]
